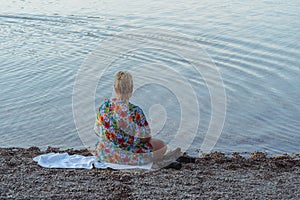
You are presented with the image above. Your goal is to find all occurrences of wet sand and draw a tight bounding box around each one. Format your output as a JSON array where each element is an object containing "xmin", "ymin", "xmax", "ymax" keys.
[{"xmin": 1, "ymin": 147, "xmax": 299, "ymax": 199}]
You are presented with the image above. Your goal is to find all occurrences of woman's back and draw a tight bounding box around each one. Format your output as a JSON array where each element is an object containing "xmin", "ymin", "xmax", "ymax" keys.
[{"xmin": 94, "ymin": 98, "xmax": 153, "ymax": 164}]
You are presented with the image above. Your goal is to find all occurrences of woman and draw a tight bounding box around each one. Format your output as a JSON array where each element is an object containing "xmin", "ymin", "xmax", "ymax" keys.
[{"xmin": 94, "ymin": 71, "xmax": 180, "ymax": 166}]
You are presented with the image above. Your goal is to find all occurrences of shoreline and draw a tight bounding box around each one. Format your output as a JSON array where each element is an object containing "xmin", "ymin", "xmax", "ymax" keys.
[{"xmin": 1, "ymin": 147, "xmax": 299, "ymax": 199}]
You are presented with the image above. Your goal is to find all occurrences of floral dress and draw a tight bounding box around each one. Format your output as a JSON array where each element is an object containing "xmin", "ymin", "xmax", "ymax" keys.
[{"xmin": 93, "ymin": 98, "xmax": 153, "ymax": 165}]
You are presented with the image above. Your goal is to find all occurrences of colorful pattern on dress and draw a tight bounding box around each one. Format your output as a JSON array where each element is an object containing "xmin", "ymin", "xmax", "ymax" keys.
[{"xmin": 94, "ymin": 98, "xmax": 153, "ymax": 165}]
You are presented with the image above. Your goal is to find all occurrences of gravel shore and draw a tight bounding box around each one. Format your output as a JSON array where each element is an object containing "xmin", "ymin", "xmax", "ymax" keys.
[{"xmin": 1, "ymin": 147, "xmax": 299, "ymax": 199}]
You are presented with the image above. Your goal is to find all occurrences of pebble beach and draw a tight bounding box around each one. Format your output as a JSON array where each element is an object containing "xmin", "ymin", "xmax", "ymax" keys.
[{"xmin": 1, "ymin": 147, "xmax": 299, "ymax": 199}]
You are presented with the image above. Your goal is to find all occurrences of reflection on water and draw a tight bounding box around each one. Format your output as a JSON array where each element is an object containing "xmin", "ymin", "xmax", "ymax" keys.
[{"xmin": 0, "ymin": 0, "xmax": 299, "ymax": 155}]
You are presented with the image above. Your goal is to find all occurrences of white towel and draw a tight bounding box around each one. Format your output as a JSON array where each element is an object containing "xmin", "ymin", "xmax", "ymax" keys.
[{"xmin": 33, "ymin": 153, "xmax": 153, "ymax": 170}]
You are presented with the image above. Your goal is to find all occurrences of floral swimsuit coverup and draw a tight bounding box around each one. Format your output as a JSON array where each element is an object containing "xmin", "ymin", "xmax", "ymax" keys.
[{"xmin": 94, "ymin": 98, "xmax": 153, "ymax": 165}]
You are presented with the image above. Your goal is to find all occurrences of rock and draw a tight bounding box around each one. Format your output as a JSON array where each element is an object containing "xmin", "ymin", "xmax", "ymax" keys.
[{"xmin": 27, "ymin": 146, "xmax": 40, "ymax": 152}]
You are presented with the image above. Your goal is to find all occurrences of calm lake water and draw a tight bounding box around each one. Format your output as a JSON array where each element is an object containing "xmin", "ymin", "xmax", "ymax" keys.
[{"xmin": 0, "ymin": 0, "xmax": 299, "ymax": 156}]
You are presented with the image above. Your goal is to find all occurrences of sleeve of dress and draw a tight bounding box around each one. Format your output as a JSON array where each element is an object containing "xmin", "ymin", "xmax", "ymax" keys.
[
  {"xmin": 135, "ymin": 107, "xmax": 151, "ymax": 138},
  {"xmin": 94, "ymin": 106, "xmax": 102, "ymax": 137},
  {"xmin": 94, "ymin": 99, "xmax": 109, "ymax": 137}
]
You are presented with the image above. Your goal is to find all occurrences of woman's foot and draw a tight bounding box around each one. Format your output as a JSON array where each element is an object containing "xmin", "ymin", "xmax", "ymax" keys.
[
  {"xmin": 152, "ymin": 148, "xmax": 182, "ymax": 169},
  {"xmin": 162, "ymin": 161, "xmax": 182, "ymax": 170}
]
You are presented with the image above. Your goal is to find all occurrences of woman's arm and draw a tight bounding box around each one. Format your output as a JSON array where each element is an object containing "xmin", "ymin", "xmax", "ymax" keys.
[
  {"xmin": 140, "ymin": 136, "xmax": 151, "ymax": 143},
  {"xmin": 135, "ymin": 106, "xmax": 152, "ymax": 142}
]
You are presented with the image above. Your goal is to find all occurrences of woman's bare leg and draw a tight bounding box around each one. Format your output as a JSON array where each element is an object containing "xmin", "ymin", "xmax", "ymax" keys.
[{"xmin": 150, "ymin": 138, "xmax": 167, "ymax": 161}]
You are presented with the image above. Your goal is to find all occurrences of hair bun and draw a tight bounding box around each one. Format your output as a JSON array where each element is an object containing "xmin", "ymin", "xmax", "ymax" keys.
[{"xmin": 117, "ymin": 71, "xmax": 125, "ymax": 80}]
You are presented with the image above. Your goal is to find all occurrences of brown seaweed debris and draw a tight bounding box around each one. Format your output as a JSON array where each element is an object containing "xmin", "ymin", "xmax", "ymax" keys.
[
  {"xmin": 200, "ymin": 151, "xmax": 226, "ymax": 159},
  {"xmin": 272, "ymin": 153, "xmax": 291, "ymax": 160},
  {"xmin": 250, "ymin": 152, "xmax": 266, "ymax": 159},
  {"xmin": 45, "ymin": 146, "xmax": 92, "ymax": 156},
  {"xmin": 232, "ymin": 152, "xmax": 243, "ymax": 159}
]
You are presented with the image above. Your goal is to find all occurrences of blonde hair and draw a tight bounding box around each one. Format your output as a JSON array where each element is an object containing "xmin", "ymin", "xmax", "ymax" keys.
[{"xmin": 114, "ymin": 71, "xmax": 133, "ymax": 100}]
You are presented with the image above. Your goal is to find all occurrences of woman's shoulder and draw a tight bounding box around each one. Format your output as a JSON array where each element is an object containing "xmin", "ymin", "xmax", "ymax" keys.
[
  {"xmin": 98, "ymin": 98, "xmax": 144, "ymax": 113},
  {"xmin": 99, "ymin": 98, "xmax": 129, "ymax": 108},
  {"xmin": 101, "ymin": 97, "xmax": 117, "ymax": 104},
  {"xmin": 99, "ymin": 98, "xmax": 111, "ymax": 105},
  {"xmin": 128, "ymin": 102, "xmax": 144, "ymax": 113}
]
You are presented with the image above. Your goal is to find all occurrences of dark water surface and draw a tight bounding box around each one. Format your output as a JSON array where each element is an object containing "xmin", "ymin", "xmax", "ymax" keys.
[{"xmin": 0, "ymin": 0, "xmax": 299, "ymax": 155}]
